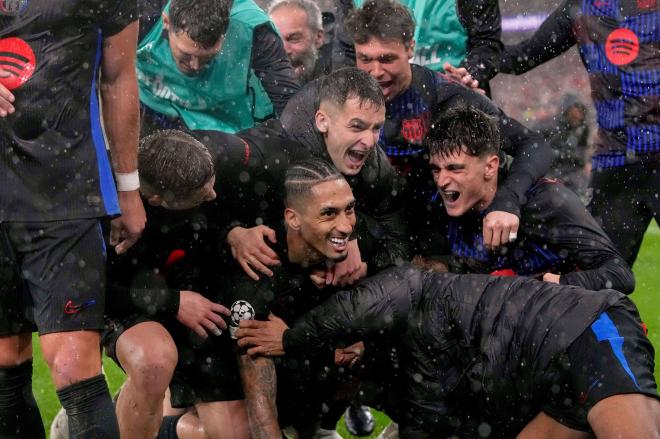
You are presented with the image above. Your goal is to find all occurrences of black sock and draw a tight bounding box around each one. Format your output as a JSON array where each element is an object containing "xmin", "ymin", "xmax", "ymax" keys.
[
  {"xmin": 156, "ymin": 414, "xmax": 183, "ymax": 439},
  {"xmin": 56, "ymin": 374, "xmax": 119, "ymax": 439},
  {"xmin": 0, "ymin": 360, "xmax": 45, "ymax": 439}
]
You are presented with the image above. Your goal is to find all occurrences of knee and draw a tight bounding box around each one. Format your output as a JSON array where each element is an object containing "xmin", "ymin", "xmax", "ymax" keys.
[
  {"xmin": 41, "ymin": 332, "xmax": 102, "ymax": 386},
  {"xmin": 121, "ymin": 339, "xmax": 178, "ymax": 395}
]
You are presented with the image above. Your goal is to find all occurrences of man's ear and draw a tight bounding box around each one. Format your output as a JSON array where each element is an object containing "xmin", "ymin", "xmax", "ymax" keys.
[
  {"xmin": 284, "ymin": 207, "xmax": 301, "ymax": 231},
  {"xmin": 147, "ymin": 194, "xmax": 163, "ymax": 207},
  {"xmin": 315, "ymin": 109, "xmax": 329, "ymax": 133},
  {"xmin": 406, "ymin": 39, "xmax": 415, "ymax": 59},
  {"xmin": 315, "ymin": 29, "xmax": 325, "ymax": 49},
  {"xmin": 484, "ymin": 154, "xmax": 500, "ymax": 180},
  {"xmin": 162, "ymin": 13, "xmax": 170, "ymax": 30}
]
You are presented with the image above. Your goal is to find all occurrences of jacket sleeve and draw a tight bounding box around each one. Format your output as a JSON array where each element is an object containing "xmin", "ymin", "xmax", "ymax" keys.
[
  {"xmin": 283, "ymin": 269, "xmax": 414, "ymax": 355},
  {"xmin": 357, "ymin": 148, "xmax": 412, "ymax": 273},
  {"xmin": 499, "ymin": 0, "xmax": 576, "ymax": 75},
  {"xmin": 528, "ymin": 184, "xmax": 635, "ymax": 294},
  {"xmin": 439, "ymin": 84, "xmax": 553, "ymax": 217},
  {"xmin": 457, "ymin": 0, "xmax": 503, "ymax": 85},
  {"xmin": 251, "ymin": 24, "xmax": 301, "ymax": 116}
]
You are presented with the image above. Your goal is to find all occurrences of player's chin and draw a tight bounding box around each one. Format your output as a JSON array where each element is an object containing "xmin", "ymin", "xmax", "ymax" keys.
[{"xmin": 328, "ymin": 250, "xmax": 349, "ymax": 263}]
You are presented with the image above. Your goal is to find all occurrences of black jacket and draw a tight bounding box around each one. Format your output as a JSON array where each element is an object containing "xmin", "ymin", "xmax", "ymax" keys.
[{"xmin": 283, "ymin": 264, "xmax": 627, "ymax": 437}]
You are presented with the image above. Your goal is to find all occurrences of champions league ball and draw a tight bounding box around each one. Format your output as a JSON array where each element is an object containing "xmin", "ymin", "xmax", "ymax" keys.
[{"xmin": 230, "ymin": 300, "xmax": 255, "ymax": 338}]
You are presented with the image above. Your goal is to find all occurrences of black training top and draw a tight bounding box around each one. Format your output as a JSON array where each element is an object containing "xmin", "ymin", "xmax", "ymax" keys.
[
  {"xmin": 284, "ymin": 264, "xmax": 628, "ymax": 437},
  {"xmin": 447, "ymin": 178, "xmax": 634, "ymax": 294},
  {"xmin": 0, "ymin": 0, "xmax": 138, "ymax": 221}
]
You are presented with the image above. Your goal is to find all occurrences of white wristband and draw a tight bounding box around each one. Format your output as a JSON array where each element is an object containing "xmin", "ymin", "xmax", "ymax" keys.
[{"xmin": 115, "ymin": 171, "xmax": 140, "ymax": 192}]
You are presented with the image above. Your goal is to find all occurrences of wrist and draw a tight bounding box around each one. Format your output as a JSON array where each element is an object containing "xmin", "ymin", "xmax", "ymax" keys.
[{"xmin": 115, "ymin": 170, "xmax": 140, "ymax": 192}]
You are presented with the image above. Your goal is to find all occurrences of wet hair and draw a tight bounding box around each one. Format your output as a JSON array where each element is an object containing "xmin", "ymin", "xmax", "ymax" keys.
[
  {"xmin": 345, "ymin": 0, "xmax": 415, "ymax": 47},
  {"xmin": 426, "ymin": 106, "xmax": 500, "ymax": 158},
  {"xmin": 319, "ymin": 67, "xmax": 385, "ymax": 110},
  {"xmin": 139, "ymin": 130, "xmax": 215, "ymax": 199},
  {"xmin": 269, "ymin": 0, "xmax": 322, "ymax": 32},
  {"xmin": 169, "ymin": 0, "xmax": 231, "ymax": 48},
  {"xmin": 284, "ymin": 158, "xmax": 345, "ymax": 207}
]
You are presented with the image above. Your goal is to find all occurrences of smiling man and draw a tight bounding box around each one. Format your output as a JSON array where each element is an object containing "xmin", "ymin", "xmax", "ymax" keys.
[
  {"xmin": 428, "ymin": 106, "xmax": 634, "ymax": 294},
  {"xmin": 136, "ymin": 0, "xmax": 300, "ymax": 134},
  {"xmin": 329, "ymin": 0, "xmax": 552, "ymax": 260}
]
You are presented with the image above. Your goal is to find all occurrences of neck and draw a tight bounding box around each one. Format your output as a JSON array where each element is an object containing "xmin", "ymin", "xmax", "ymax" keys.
[
  {"xmin": 476, "ymin": 179, "xmax": 498, "ymax": 212},
  {"xmin": 286, "ymin": 231, "xmax": 322, "ymax": 268}
]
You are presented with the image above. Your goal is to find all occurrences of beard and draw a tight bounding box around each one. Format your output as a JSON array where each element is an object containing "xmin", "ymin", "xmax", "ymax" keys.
[{"xmin": 290, "ymin": 45, "xmax": 319, "ymax": 83}]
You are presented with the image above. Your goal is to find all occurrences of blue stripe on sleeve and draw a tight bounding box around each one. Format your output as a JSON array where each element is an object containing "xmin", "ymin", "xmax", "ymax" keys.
[{"xmin": 591, "ymin": 312, "xmax": 640, "ymax": 390}]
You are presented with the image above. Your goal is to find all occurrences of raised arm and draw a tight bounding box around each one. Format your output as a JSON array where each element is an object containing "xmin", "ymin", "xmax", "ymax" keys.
[
  {"xmin": 457, "ymin": 0, "xmax": 503, "ymax": 86},
  {"xmin": 499, "ymin": 0, "xmax": 576, "ymax": 75},
  {"xmin": 101, "ymin": 21, "xmax": 146, "ymax": 254}
]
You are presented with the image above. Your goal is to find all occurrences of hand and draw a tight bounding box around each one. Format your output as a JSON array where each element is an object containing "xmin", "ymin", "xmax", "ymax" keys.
[
  {"xmin": 0, "ymin": 69, "xmax": 16, "ymax": 117},
  {"xmin": 411, "ymin": 255, "xmax": 448, "ymax": 272},
  {"xmin": 110, "ymin": 190, "xmax": 146, "ymax": 254},
  {"xmin": 227, "ymin": 226, "xmax": 280, "ymax": 280},
  {"xmin": 443, "ymin": 62, "xmax": 485, "ymax": 94},
  {"xmin": 325, "ymin": 239, "xmax": 368, "ymax": 287},
  {"xmin": 334, "ymin": 341, "xmax": 365, "ymax": 368},
  {"xmin": 543, "ymin": 273, "xmax": 561, "ymax": 284},
  {"xmin": 235, "ymin": 313, "xmax": 288, "ymax": 357},
  {"xmin": 309, "ymin": 266, "xmax": 329, "ymax": 289},
  {"xmin": 483, "ymin": 211, "xmax": 520, "ymax": 250},
  {"xmin": 177, "ymin": 291, "xmax": 231, "ymax": 338}
]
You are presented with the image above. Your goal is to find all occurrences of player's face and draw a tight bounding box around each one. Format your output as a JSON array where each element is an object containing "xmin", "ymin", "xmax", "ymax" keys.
[
  {"xmin": 297, "ymin": 179, "xmax": 356, "ymax": 264},
  {"xmin": 429, "ymin": 150, "xmax": 497, "ymax": 217},
  {"xmin": 316, "ymin": 97, "xmax": 384, "ymax": 176},
  {"xmin": 270, "ymin": 5, "xmax": 322, "ymax": 80},
  {"xmin": 164, "ymin": 17, "xmax": 223, "ymax": 75},
  {"xmin": 160, "ymin": 176, "xmax": 217, "ymax": 210},
  {"xmin": 355, "ymin": 37, "xmax": 414, "ymax": 102}
]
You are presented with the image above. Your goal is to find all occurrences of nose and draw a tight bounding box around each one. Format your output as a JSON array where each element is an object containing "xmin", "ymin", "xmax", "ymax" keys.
[
  {"xmin": 435, "ymin": 169, "xmax": 450, "ymax": 190},
  {"xmin": 207, "ymin": 189, "xmax": 217, "ymax": 202},
  {"xmin": 188, "ymin": 57, "xmax": 201, "ymax": 72},
  {"xmin": 336, "ymin": 214, "xmax": 354, "ymax": 235},
  {"xmin": 359, "ymin": 129, "xmax": 379, "ymax": 148},
  {"xmin": 370, "ymin": 61, "xmax": 384, "ymax": 79}
]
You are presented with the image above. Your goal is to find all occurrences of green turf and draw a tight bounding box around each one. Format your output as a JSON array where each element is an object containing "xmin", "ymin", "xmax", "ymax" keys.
[{"xmin": 31, "ymin": 221, "xmax": 660, "ymax": 438}]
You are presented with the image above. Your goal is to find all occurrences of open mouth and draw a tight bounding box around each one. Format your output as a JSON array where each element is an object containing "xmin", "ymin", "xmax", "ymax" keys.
[
  {"xmin": 378, "ymin": 80, "xmax": 394, "ymax": 91},
  {"xmin": 328, "ymin": 236, "xmax": 349, "ymax": 251},
  {"xmin": 347, "ymin": 149, "xmax": 370, "ymax": 166},
  {"xmin": 441, "ymin": 190, "xmax": 460, "ymax": 203}
]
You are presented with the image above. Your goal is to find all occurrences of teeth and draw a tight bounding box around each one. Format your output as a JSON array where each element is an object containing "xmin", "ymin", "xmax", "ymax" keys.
[
  {"xmin": 443, "ymin": 191, "xmax": 460, "ymax": 202},
  {"xmin": 329, "ymin": 237, "xmax": 348, "ymax": 245}
]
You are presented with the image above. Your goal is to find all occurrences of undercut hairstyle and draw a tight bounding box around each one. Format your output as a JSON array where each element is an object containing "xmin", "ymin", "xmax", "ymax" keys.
[
  {"xmin": 319, "ymin": 67, "xmax": 385, "ymax": 111},
  {"xmin": 426, "ymin": 106, "xmax": 501, "ymax": 158},
  {"xmin": 169, "ymin": 0, "xmax": 231, "ymax": 48},
  {"xmin": 269, "ymin": 0, "xmax": 322, "ymax": 32},
  {"xmin": 284, "ymin": 159, "xmax": 345, "ymax": 207},
  {"xmin": 345, "ymin": 0, "xmax": 415, "ymax": 47},
  {"xmin": 139, "ymin": 130, "xmax": 215, "ymax": 199}
]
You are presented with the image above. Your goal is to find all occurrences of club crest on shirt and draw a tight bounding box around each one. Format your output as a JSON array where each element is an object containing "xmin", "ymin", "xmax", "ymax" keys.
[{"xmin": 0, "ymin": 0, "xmax": 29, "ymax": 15}]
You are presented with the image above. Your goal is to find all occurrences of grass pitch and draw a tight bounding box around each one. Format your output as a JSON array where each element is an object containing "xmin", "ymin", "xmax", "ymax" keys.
[{"xmin": 30, "ymin": 222, "xmax": 660, "ymax": 438}]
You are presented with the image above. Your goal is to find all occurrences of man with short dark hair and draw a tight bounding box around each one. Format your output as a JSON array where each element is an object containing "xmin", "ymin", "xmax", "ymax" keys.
[
  {"xmin": 236, "ymin": 264, "xmax": 660, "ymax": 438},
  {"xmin": 230, "ymin": 68, "xmax": 410, "ymax": 287},
  {"xmin": 427, "ymin": 106, "xmax": 634, "ymax": 294},
  {"xmin": 283, "ymin": 0, "xmax": 553, "ymax": 262},
  {"xmin": 0, "ymin": 2, "xmax": 145, "ymax": 438},
  {"xmin": 137, "ymin": 0, "xmax": 300, "ymax": 134}
]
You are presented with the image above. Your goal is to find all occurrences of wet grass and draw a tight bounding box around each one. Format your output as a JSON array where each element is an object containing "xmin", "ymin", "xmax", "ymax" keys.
[{"xmin": 32, "ymin": 221, "xmax": 660, "ymax": 438}]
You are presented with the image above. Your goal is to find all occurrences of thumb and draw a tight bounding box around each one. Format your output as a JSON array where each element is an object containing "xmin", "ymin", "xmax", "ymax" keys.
[{"xmin": 263, "ymin": 226, "xmax": 277, "ymax": 243}]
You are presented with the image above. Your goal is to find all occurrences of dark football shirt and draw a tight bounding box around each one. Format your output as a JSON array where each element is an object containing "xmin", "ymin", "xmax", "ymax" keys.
[{"xmin": 0, "ymin": 0, "xmax": 138, "ymax": 221}]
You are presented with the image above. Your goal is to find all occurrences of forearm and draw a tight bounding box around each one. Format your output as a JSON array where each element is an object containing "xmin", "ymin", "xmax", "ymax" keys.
[
  {"xmin": 101, "ymin": 71, "xmax": 140, "ymax": 173},
  {"xmin": 561, "ymin": 258, "xmax": 635, "ymax": 295},
  {"xmin": 458, "ymin": 0, "xmax": 503, "ymax": 83},
  {"xmin": 238, "ymin": 355, "xmax": 280, "ymax": 438}
]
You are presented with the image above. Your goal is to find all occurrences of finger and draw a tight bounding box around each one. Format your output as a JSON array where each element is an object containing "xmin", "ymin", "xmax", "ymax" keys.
[
  {"xmin": 500, "ymin": 224, "xmax": 512, "ymax": 246},
  {"xmin": 263, "ymin": 226, "xmax": 277, "ymax": 244},
  {"xmin": 247, "ymin": 346, "xmax": 268, "ymax": 357},
  {"xmin": 256, "ymin": 244, "xmax": 280, "ymax": 264},
  {"xmin": 483, "ymin": 223, "xmax": 494, "ymax": 249},
  {"xmin": 109, "ymin": 223, "xmax": 121, "ymax": 247},
  {"xmin": 211, "ymin": 303, "xmax": 231, "ymax": 317},
  {"xmin": 192, "ymin": 324, "xmax": 208, "ymax": 338},
  {"xmin": 325, "ymin": 266, "xmax": 335, "ymax": 286},
  {"xmin": 249, "ymin": 257, "xmax": 274, "ymax": 278},
  {"xmin": 490, "ymin": 225, "xmax": 502, "ymax": 248},
  {"xmin": 240, "ymin": 260, "xmax": 260, "ymax": 281},
  {"xmin": 511, "ymin": 219, "xmax": 520, "ymax": 235},
  {"xmin": 207, "ymin": 312, "xmax": 228, "ymax": 330},
  {"xmin": 115, "ymin": 235, "xmax": 138, "ymax": 254},
  {"xmin": 201, "ymin": 319, "xmax": 222, "ymax": 336},
  {"xmin": 239, "ymin": 319, "xmax": 266, "ymax": 329},
  {"xmin": 309, "ymin": 274, "xmax": 325, "ymax": 287}
]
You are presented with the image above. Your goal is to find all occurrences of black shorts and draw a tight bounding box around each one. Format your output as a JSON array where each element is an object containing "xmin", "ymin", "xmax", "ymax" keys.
[
  {"xmin": 544, "ymin": 302, "xmax": 659, "ymax": 431},
  {"xmin": 102, "ymin": 312, "xmax": 245, "ymax": 407},
  {"xmin": 0, "ymin": 219, "xmax": 107, "ymax": 335}
]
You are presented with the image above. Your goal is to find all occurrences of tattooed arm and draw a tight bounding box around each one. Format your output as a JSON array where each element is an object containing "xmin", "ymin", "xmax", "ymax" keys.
[{"xmin": 237, "ymin": 353, "xmax": 280, "ymax": 438}]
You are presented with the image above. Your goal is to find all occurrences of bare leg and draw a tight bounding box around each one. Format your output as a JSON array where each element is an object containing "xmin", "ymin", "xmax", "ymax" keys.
[
  {"xmin": 115, "ymin": 321, "xmax": 178, "ymax": 439},
  {"xmin": 588, "ymin": 394, "xmax": 660, "ymax": 439},
  {"xmin": 517, "ymin": 411, "xmax": 592, "ymax": 439},
  {"xmin": 195, "ymin": 400, "xmax": 250, "ymax": 439}
]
